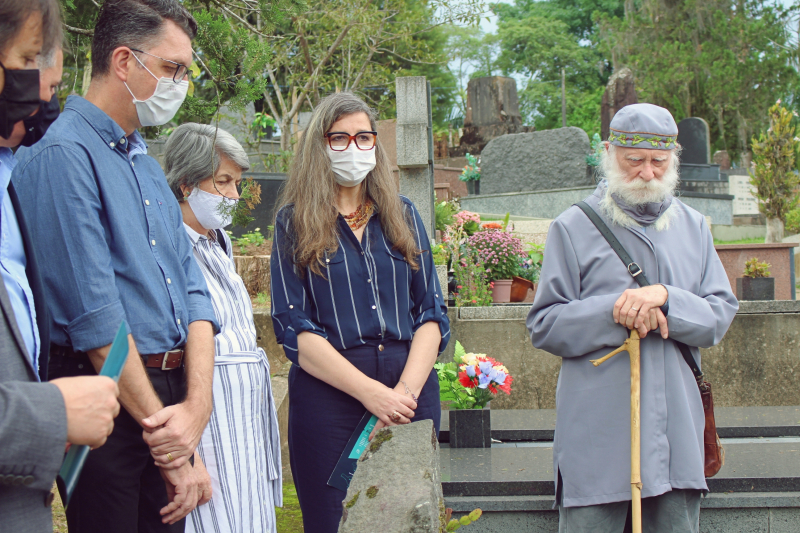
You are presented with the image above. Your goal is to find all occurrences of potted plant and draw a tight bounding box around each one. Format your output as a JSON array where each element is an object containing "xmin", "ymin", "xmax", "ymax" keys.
[
  {"xmin": 736, "ymin": 257, "xmax": 775, "ymax": 300},
  {"xmin": 511, "ymin": 244, "xmax": 544, "ymax": 302},
  {"xmin": 435, "ymin": 341, "xmax": 513, "ymax": 448},
  {"xmin": 468, "ymin": 229, "xmax": 524, "ymax": 303},
  {"xmin": 460, "ymin": 153, "xmax": 481, "ymax": 195}
]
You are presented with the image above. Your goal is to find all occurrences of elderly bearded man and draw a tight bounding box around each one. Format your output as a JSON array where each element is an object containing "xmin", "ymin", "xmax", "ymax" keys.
[{"xmin": 527, "ymin": 103, "xmax": 738, "ymax": 533}]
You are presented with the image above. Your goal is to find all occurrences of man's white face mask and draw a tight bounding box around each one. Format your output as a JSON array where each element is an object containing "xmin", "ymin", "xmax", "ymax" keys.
[
  {"xmin": 601, "ymin": 146, "xmax": 679, "ymax": 206},
  {"xmin": 124, "ymin": 53, "xmax": 189, "ymax": 127}
]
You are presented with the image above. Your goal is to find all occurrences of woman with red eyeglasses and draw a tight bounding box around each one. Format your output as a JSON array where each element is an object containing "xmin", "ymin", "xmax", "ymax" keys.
[{"xmin": 270, "ymin": 92, "xmax": 450, "ymax": 532}]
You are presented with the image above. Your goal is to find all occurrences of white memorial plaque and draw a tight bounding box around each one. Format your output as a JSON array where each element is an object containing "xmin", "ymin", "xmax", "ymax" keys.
[{"xmin": 728, "ymin": 173, "xmax": 759, "ymax": 215}]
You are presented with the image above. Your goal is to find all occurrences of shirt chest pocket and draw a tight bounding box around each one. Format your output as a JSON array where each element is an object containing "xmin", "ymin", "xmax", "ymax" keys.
[
  {"xmin": 153, "ymin": 197, "xmax": 178, "ymax": 251},
  {"xmin": 383, "ymin": 246, "xmax": 411, "ymax": 281}
]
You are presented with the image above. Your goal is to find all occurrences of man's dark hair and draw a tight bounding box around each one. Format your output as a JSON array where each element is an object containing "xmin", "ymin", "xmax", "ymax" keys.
[
  {"xmin": 91, "ymin": 0, "xmax": 197, "ymax": 78},
  {"xmin": 0, "ymin": 0, "xmax": 63, "ymax": 60}
]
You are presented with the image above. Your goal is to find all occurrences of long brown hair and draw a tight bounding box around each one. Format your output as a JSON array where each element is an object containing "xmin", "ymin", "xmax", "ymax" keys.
[{"xmin": 275, "ymin": 92, "xmax": 420, "ymax": 277}]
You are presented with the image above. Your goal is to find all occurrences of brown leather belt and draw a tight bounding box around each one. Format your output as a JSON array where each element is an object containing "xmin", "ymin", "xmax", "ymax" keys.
[{"xmin": 143, "ymin": 349, "xmax": 185, "ymax": 370}]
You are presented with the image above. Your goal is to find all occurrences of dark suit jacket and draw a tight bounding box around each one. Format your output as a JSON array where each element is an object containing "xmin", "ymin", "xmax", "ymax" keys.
[{"xmin": 0, "ymin": 181, "xmax": 66, "ymax": 532}]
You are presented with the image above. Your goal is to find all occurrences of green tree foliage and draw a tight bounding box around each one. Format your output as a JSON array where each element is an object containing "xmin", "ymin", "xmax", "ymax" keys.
[
  {"xmin": 749, "ymin": 102, "xmax": 800, "ymax": 241},
  {"xmin": 59, "ymin": 0, "xmax": 484, "ymax": 147},
  {"xmin": 492, "ymin": 0, "xmax": 622, "ymax": 135},
  {"xmin": 443, "ymin": 25, "xmax": 500, "ymax": 121},
  {"xmin": 600, "ymin": 0, "xmax": 798, "ymax": 161}
]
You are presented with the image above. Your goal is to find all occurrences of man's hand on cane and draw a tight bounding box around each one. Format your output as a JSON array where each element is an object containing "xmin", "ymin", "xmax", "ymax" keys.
[{"xmin": 613, "ymin": 285, "xmax": 670, "ymax": 339}]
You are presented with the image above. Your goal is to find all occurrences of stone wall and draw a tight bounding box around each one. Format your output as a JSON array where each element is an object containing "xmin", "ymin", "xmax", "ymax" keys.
[{"xmin": 252, "ymin": 301, "xmax": 800, "ymax": 412}]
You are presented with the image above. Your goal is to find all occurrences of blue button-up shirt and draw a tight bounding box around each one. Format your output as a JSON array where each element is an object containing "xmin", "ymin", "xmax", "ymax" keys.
[
  {"xmin": 270, "ymin": 196, "xmax": 450, "ymax": 364},
  {"xmin": 12, "ymin": 95, "xmax": 217, "ymax": 354},
  {"xmin": 0, "ymin": 148, "xmax": 39, "ymax": 372}
]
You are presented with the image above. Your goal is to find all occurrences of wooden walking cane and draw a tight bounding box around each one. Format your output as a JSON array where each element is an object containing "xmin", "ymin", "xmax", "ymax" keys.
[{"xmin": 590, "ymin": 329, "xmax": 642, "ymax": 533}]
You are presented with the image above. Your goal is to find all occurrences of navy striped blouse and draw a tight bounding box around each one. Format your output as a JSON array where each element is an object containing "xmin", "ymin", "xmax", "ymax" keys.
[{"xmin": 270, "ymin": 196, "xmax": 450, "ymax": 364}]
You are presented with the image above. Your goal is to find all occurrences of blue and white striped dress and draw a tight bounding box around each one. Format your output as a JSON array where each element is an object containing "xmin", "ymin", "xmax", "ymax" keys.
[{"xmin": 184, "ymin": 225, "xmax": 282, "ymax": 533}]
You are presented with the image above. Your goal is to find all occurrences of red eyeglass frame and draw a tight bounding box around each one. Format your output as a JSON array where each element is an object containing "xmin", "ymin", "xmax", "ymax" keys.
[{"xmin": 324, "ymin": 131, "xmax": 378, "ymax": 151}]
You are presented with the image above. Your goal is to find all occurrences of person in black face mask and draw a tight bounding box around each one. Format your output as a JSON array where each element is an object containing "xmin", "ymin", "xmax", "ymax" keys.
[
  {"xmin": 0, "ymin": 3, "xmax": 121, "ymax": 533},
  {"xmin": 0, "ymin": 59, "xmax": 40, "ymax": 142},
  {"xmin": 20, "ymin": 45, "xmax": 62, "ymax": 147}
]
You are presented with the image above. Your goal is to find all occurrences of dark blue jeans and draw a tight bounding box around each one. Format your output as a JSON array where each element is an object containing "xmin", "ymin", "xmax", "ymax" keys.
[
  {"xmin": 288, "ymin": 340, "xmax": 441, "ymax": 533},
  {"xmin": 50, "ymin": 354, "xmax": 187, "ymax": 533}
]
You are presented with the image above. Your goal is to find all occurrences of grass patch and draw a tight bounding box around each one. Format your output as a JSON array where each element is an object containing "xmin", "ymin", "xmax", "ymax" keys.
[
  {"xmin": 276, "ymin": 482, "xmax": 304, "ymax": 532},
  {"xmin": 714, "ymin": 237, "xmax": 766, "ymax": 245},
  {"xmin": 52, "ymin": 481, "xmax": 303, "ymax": 532},
  {"xmin": 253, "ymin": 291, "xmax": 270, "ymax": 308}
]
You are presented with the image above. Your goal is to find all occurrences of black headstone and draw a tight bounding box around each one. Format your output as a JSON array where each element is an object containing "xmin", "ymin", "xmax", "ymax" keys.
[
  {"xmin": 227, "ymin": 172, "xmax": 287, "ymax": 239},
  {"xmin": 677, "ymin": 117, "xmax": 711, "ymax": 165}
]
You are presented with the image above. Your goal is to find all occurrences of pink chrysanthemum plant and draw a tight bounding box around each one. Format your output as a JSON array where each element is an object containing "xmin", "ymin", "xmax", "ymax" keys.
[{"xmin": 467, "ymin": 229, "xmax": 524, "ymax": 282}]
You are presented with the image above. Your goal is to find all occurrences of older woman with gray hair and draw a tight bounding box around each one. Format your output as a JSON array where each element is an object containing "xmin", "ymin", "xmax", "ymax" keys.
[{"xmin": 164, "ymin": 123, "xmax": 282, "ymax": 533}]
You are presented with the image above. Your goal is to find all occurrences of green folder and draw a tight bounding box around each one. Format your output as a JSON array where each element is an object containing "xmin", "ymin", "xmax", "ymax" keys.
[{"xmin": 56, "ymin": 322, "xmax": 129, "ymax": 507}]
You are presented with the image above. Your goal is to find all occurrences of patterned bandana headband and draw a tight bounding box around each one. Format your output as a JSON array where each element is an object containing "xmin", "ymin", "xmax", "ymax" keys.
[{"xmin": 608, "ymin": 103, "xmax": 678, "ymax": 150}]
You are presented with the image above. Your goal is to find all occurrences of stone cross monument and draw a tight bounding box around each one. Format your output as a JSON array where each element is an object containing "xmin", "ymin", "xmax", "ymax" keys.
[{"xmin": 396, "ymin": 76, "xmax": 435, "ymax": 239}]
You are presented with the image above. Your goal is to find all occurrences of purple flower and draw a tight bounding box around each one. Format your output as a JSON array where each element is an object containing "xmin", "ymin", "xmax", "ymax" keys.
[
  {"xmin": 489, "ymin": 369, "xmax": 507, "ymax": 385},
  {"xmin": 466, "ymin": 365, "xmax": 476, "ymax": 378},
  {"xmin": 478, "ymin": 374, "xmax": 492, "ymax": 389},
  {"xmin": 478, "ymin": 360, "xmax": 494, "ymax": 375}
]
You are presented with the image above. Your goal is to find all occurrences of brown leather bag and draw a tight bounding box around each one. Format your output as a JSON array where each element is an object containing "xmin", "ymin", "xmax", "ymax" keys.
[
  {"xmin": 700, "ymin": 380, "xmax": 725, "ymax": 477},
  {"xmin": 575, "ymin": 201, "xmax": 725, "ymax": 478}
]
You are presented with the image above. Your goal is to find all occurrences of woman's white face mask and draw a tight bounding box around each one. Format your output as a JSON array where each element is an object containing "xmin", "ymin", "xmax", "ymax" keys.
[
  {"xmin": 186, "ymin": 187, "xmax": 237, "ymax": 230},
  {"xmin": 327, "ymin": 144, "xmax": 376, "ymax": 187}
]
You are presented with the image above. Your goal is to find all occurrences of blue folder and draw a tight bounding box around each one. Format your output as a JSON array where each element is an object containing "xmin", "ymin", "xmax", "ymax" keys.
[{"xmin": 56, "ymin": 322, "xmax": 129, "ymax": 507}]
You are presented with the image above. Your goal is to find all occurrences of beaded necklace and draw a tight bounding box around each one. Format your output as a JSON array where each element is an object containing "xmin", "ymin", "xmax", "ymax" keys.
[{"xmin": 343, "ymin": 198, "xmax": 374, "ymax": 230}]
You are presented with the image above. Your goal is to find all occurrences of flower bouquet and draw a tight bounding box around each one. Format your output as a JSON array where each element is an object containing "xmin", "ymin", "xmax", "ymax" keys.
[{"xmin": 436, "ymin": 341, "xmax": 513, "ymax": 448}]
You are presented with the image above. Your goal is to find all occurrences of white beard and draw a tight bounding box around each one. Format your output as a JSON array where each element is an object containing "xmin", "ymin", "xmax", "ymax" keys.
[{"xmin": 598, "ymin": 146, "xmax": 679, "ymax": 231}]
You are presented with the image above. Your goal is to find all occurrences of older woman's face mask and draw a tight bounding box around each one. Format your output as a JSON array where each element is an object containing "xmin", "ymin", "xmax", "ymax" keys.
[
  {"xmin": 186, "ymin": 187, "xmax": 236, "ymax": 230},
  {"xmin": 186, "ymin": 158, "xmax": 243, "ymax": 230}
]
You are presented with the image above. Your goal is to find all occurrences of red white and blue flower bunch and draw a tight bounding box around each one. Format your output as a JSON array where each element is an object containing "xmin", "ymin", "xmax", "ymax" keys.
[{"xmin": 436, "ymin": 341, "xmax": 513, "ymax": 409}]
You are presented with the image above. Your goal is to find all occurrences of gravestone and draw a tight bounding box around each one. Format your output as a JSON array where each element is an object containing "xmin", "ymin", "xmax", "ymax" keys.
[
  {"xmin": 677, "ymin": 117, "xmax": 711, "ymax": 165},
  {"xmin": 479, "ymin": 127, "xmax": 593, "ymax": 194},
  {"xmin": 601, "ymin": 67, "xmax": 637, "ymax": 141},
  {"xmin": 454, "ymin": 76, "xmax": 532, "ymax": 156},
  {"xmin": 727, "ymin": 169, "xmax": 759, "ymax": 216},
  {"xmin": 396, "ymin": 77, "xmax": 435, "ymax": 239},
  {"xmin": 338, "ymin": 420, "xmax": 444, "ymax": 533},
  {"xmin": 713, "ymin": 150, "xmax": 732, "ymax": 170}
]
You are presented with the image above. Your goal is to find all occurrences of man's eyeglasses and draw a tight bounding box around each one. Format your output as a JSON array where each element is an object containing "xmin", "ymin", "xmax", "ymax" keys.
[
  {"xmin": 325, "ymin": 131, "xmax": 377, "ymax": 151},
  {"xmin": 129, "ymin": 48, "xmax": 189, "ymax": 83}
]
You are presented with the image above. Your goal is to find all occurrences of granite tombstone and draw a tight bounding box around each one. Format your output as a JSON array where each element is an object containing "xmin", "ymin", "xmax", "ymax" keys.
[
  {"xmin": 479, "ymin": 127, "xmax": 593, "ymax": 194},
  {"xmin": 338, "ymin": 421, "xmax": 444, "ymax": 533},
  {"xmin": 678, "ymin": 117, "xmax": 712, "ymax": 165}
]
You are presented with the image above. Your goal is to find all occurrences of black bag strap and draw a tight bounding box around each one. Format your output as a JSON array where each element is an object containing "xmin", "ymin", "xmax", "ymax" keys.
[
  {"xmin": 216, "ymin": 229, "xmax": 228, "ymax": 255},
  {"xmin": 575, "ymin": 201, "xmax": 706, "ymax": 385}
]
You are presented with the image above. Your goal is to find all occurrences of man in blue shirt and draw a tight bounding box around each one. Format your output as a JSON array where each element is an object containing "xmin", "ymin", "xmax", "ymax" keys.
[
  {"xmin": 13, "ymin": 1, "xmax": 217, "ymax": 531},
  {"xmin": 0, "ymin": 1, "xmax": 120, "ymax": 532}
]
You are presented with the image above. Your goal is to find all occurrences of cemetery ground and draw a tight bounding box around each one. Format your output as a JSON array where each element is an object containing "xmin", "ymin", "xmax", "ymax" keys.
[{"xmin": 50, "ymin": 481, "xmax": 305, "ymax": 532}]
